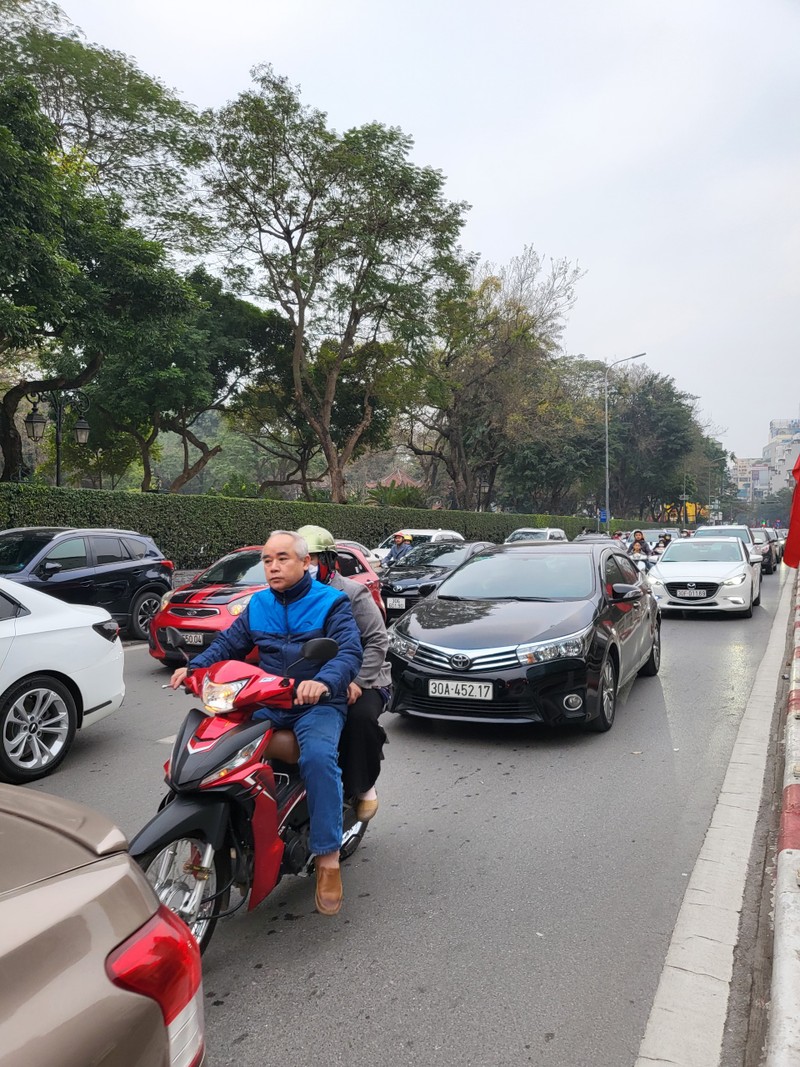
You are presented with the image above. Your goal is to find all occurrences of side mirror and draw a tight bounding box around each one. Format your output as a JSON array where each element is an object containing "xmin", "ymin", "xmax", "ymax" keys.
[
  {"xmin": 749, "ymin": 553, "xmax": 763, "ymax": 565},
  {"xmin": 611, "ymin": 583, "xmax": 643, "ymax": 602},
  {"xmin": 418, "ymin": 582, "xmax": 438, "ymax": 597},
  {"xmin": 39, "ymin": 561, "xmax": 62, "ymax": 579},
  {"xmin": 162, "ymin": 626, "xmax": 191, "ymax": 664},
  {"xmin": 302, "ymin": 637, "xmax": 339, "ymax": 663}
]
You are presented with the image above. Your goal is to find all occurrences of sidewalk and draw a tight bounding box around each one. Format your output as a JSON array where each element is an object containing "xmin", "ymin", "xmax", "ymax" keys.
[{"xmin": 766, "ymin": 570, "xmax": 800, "ymax": 1065}]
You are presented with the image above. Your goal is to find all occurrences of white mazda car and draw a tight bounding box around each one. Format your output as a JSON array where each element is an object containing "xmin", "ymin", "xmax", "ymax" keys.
[
  {"xmin": 646, "ymin": 536, "xmax": 762, "ymax": 618},
  {"xmin": 0, "ymin": 577, "xmax": 125, "ymax": 783}
]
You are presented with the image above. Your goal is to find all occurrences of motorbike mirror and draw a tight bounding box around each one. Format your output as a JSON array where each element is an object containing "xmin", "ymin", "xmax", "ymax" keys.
[
  {"xmin": 163, "ymin": 626, "xmax": 191, "ymax": 664},
  {"xmin": 301, "ymin": 638, "xmax": 339, "ymax": 663}
]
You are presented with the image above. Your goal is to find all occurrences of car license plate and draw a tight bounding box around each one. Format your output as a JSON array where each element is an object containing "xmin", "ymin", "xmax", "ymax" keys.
[
  {"xmin": 182, "ymin": 632, "xmax": 205, "ymax": 645},
  {"xmin": 675, "ymin": 589, "xmax": 707, "ymax": 598},
  {"xmin": 428, "ymin": 679, "xmax": 493, "ymax": 700},
  {"xmin": 387, "ymin": 597, "xmax": 406, "ymax": 609}
]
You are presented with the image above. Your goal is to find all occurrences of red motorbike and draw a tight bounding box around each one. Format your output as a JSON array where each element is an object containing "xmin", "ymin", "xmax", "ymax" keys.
[{"xmin": 129, "ymin": 631, "xmax": 367, "ymax": 953}]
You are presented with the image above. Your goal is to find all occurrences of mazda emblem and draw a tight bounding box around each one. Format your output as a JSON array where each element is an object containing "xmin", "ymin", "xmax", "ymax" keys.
[
  {"xmin": 687, "ymin": 582, "xmax": 695, "ymax": 588},
  {"xmin": 450, "ymin": 654, "xmax": 472, "ymax": 670}
]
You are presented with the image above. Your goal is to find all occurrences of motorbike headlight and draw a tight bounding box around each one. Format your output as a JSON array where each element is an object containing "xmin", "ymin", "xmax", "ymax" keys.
[
  {"xmin": 387, "ymin": 628, "xmax": 419, "ymax": 660},
  {"xmin": 229, "ymin": 593, "xmax": 252, "ymax": 617},
  {"xmin": 160, "ymin": 590, "xmax": 174, "ymax": 611},
  {"xmin": 201, "ymin": 675, "xmax": 249, "ymax": 713},
  {"xmin": 200, "ymin": 739, "xmax": 261, "ymax": 785},
  {"xmin": 723, "ymin": 572, "xmax": 748, "ymax": 586},
  {"xmin": 516, "ymin": 624, "xmax": 593, "ymax": 666}
]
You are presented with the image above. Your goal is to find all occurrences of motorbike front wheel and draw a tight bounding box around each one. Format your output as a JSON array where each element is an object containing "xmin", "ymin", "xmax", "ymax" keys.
[{"xmin": 138, "ymin": 836, "xmax": 231, "ymax": 954}]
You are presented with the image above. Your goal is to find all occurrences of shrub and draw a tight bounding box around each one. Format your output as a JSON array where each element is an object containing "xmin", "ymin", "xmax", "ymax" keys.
[{"xmin": 0, "ymin": 484, "xmax": 629, "ymax": 569}]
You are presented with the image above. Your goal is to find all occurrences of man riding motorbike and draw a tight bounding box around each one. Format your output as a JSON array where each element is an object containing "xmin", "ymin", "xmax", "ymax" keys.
[
  {"xmin": 170, "ymin": 530, "xmax": 362, "ymax": 916},
  {"xmin": 385, "ymin": 532, "xmax": 413, "ymax": 565},
  {"xmin": 297, "ymin": 525, "xmax": 391, "ymax": 824}
]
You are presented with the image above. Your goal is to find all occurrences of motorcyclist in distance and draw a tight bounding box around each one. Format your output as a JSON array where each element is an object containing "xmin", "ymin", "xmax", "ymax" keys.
[{"xmin": 385, "ymin": 532, "xmax": 412, "ymax": 565}]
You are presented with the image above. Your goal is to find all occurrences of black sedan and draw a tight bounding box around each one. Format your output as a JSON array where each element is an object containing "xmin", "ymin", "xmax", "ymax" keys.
[
  {"xmin": 380, "ymin": 541, "xmax": 495, "ymax": 622},
  {"xmin": 387, "ymin": 542, "xmax": 660, "ymax": 732}
]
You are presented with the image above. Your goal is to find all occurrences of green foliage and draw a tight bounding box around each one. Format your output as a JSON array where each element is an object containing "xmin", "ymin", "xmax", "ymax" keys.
[
  {"xmin": 0, "ymin": 483, "xmax": 597, "ymax": 569},
  {"xmin": 366, "ymin": 480, "xmax": 428, "ymax": 509}
]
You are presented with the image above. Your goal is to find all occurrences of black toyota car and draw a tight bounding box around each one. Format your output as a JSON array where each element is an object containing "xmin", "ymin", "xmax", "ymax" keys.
[
  {"xmin": 380, "ymin": 540, "xmax": 495, "ymax": 622},
  {"xmin": 387, "ymin": 542, "xmax": 660, "ymax": 732}
]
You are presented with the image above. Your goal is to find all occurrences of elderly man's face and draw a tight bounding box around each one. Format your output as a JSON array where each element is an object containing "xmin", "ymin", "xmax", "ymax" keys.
[{"xmin": 261, "ymin": 534, "xmax": 308, "ymax": 591}]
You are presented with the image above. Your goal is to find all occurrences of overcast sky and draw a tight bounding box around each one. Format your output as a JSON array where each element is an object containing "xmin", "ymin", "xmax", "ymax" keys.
[{"xmin": 60, "ymin": 0, "xmax": 800, "ymax": 457}]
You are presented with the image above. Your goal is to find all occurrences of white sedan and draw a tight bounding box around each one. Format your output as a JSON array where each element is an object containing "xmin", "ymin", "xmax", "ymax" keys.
[
  {"xmin": 646, "ymin": 536, "xmax": 762, "ymax": 618},
  {"xmin": 0, "ymin": 577, "xmax": 125, "ymax": 784}
]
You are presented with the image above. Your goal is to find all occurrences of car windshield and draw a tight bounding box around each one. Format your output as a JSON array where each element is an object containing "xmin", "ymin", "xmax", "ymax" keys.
[
  {"xmin": 393, "ymin": 544, "xmax": 470, "ymax": 569},
  {"xmin": 660, "ymin": 541, "xmax": 743, "ymax": 564},
  {"xmin": 437, "ymin": 551, "xmax": 594, "ymax": 600},
  {"xmin": 380, "ymin": 533, "xmax": 433, "ymax": 550},
  {"xmin": 195, "ymin": 550, "xmax": 264, "ymax": 586},
  {"xmin": 694, "ymin": 528, "xmax": 750, "ymax": 544},
  {"xmin": 0, "ymin": 531, "xmax": 54, "ymax": 573},
  {"xmin": 506, "ymin": 530, "xmax": 547, "ymax": 542}
]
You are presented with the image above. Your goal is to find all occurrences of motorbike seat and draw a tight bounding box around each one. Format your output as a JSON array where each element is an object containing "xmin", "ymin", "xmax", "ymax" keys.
[{"xmin": 264, "ymin": 729, "xmax": 300, "ymax": 764}]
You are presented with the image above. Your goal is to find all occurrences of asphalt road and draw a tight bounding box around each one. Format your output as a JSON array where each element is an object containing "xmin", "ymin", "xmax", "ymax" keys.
[{"xmin": 27, "ymin": 567, "xmax": 792, "ymax": 1067}]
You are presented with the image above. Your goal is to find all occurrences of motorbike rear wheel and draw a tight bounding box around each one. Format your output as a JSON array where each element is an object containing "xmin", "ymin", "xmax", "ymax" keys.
[{"xmin": 138, "ymin": 836, "xmax": 231, "ymax": 954}]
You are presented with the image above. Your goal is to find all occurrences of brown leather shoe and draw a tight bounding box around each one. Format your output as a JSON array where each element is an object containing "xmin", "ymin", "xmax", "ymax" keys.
[
  {"xmin": 315, "ymin": 865, "xmax": 343, "ymax": 916},
  {"xmin": 355, "ymin": 796, "xmax": 379, "ymax": 822}
]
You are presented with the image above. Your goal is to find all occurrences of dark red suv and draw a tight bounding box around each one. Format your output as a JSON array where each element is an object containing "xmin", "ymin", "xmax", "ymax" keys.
[{"xmin": 0, "ymin": 527, "xmax": 174, "ymax": 640}]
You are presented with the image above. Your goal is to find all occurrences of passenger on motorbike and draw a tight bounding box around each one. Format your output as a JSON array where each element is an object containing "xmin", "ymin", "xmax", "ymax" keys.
[
  {"xmin": 628, "ymin": 530, "xmax": 652, "ymax": 556},
  {"xmin": 170, "ymin": 530, "xmax": 362, "ymax": 916},
  {"xmin": 297, "ymin": 525, "xmax": 391, "ymax": 824}
]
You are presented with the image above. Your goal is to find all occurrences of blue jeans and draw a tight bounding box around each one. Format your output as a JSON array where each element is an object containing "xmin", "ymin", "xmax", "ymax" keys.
[{"xmin": 253, "ymin": 703, "xmax": 346, "ymax": 856}]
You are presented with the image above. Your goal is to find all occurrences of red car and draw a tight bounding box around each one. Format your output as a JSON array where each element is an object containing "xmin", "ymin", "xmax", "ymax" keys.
[{"xmin": 149, "ymin": 543, "xmax": 385, "ymax": 666}]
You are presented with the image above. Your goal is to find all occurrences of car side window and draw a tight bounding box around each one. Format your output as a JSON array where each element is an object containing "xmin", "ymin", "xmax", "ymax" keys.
[
  {"xmin": 0, "ymin": 592, "xmax": 21, "ymax": 621},
  {"xmin": 122, "ymin": 537, "xmax": 148, "ymax": 559},
  {"xmin": 338, "ymin": 551, "xmax": 364, "ymax": 578},
  {"xmin": 603, "ymin": 556, "xmax": 626, "ymax": 596},
  {"xmin": 616, "ymin": 555, "xmax": 639, "ymax": 584},
  {"xmin": 91, "ymin": 536, "xmax": 130, "ymax": 566},
  {"xmin": 44, "ymin": 537, "xmax": 88, "ymax": 571}
]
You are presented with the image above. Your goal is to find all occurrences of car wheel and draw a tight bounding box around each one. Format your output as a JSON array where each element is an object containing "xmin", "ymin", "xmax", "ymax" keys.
[
  {"xmin": 138, "ymin": 837, "xmax": 231, "ymax": 955},
  {"xmin": 739, "ymin": 600, "xmax": 753, "ymax": 619},
  {"xmin": 129, "ymin": 589, "xmax": 163, "ymax": 641},
  {"xmin": 639, "ymin": 621, "xmax": 661, "ymax": 676},
  {"xmin": 588, "ymin": 656, "xmax": 617, "ymax": 733},
  {"xmin": 0, "ymin": 676, "xmax": 78, "ymax": 784}
]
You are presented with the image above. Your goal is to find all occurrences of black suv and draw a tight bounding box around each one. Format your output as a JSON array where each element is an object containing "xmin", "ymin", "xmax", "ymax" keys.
[{"xmin": 0, "ymin": 527, "xmax": 174, "ymax": 639}]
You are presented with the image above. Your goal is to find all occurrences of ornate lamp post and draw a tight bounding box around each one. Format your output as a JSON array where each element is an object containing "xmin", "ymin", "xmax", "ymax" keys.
[{"xmin": 24, "ymin": 389, "xmax": 90, "ymax": 487}]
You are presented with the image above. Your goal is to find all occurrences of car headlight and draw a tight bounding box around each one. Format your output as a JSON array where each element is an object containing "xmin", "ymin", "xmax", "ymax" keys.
[
  {"xmin": 160, "ymin": 590, "xmax": 174, "ymax": 610},
  {"xmin": 229, "ymin": 594, "xmax": 252, "ymax": 617},
  {"xmin": 387, "ymin": 628, "xmax": 419, "ymax": 660},
  {"xmin": 723, "ymin": 572, "xmax": 748, "ymax": 586},
  {"xmin": 648, "ymin": 572, "xmax": 664, "ymax": 586},
  {"xmin": 516, "ymin": 625, "xmax": 593, "ymax": 666},
  {"xmin": 202, "ymin": 675, "xmax": 249, "ymax": 713},
  {"xmin": 200, "ymin": 739, "xmax": 261, "ymax": 785}
]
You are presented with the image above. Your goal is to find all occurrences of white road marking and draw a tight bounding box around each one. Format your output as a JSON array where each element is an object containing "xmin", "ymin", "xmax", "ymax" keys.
[{"xmin": 635, "ymin": 569, "xmax": 794, "ymax": 1067}]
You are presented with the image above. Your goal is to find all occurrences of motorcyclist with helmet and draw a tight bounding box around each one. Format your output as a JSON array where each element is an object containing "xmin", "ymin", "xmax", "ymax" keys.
[
  {"xmin": 297, "ymin": 525, "xmax": 391, "ymax": 824},
  {"xmin": 385, "ymin": 531, "xmax": 413, "ymax": 565}
]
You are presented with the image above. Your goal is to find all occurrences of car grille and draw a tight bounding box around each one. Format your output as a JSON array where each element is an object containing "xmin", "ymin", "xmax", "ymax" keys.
[
  {"xmin": 170, "ymin": 607, "xmax": 220, "ymax": 618},
  {"xmin": 398, "ymin": 692, "xmax": 540, "ymax": 721},
  {"xmin": 413, "ymin": 641, "xmax": 520, "ymax": 672},
  {"xmin": 664, "ymin": 582, "xmax": 719, "ymax": 599}
]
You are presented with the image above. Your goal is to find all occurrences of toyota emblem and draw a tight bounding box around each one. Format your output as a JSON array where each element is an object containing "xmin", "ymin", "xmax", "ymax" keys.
[{"xmin": 450, "ymin": 653, "xmax": 472, "ymax": 671}]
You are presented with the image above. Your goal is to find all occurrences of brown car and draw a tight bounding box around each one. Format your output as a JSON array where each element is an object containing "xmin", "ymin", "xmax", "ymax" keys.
[{"xmin": 0, "ymin": 785, "xmax": 206, "ymax": 1067}]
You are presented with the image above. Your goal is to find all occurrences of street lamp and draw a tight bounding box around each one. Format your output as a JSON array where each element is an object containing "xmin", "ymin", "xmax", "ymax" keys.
[
  {"xmin": 24, "ymin": 389, "xmax": 90, "ymax": 487},
  {"xmin": 604, "ymin": 353, "xmax": 645, "ymax": 532}
]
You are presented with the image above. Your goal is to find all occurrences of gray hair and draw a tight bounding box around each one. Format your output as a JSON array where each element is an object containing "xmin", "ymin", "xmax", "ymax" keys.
[{"xmin": 268, "ymin": 530, "xmax": 309, "ymax": 559}]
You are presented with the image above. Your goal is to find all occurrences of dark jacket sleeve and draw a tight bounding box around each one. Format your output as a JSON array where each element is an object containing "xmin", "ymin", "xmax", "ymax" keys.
[
  {"xmin": 314, "ymin": 595, "xmax": 363, "ymax": 698},
  {"xmin": 188, "ymin": 607, "xmax": 256, "ymax": 668}
]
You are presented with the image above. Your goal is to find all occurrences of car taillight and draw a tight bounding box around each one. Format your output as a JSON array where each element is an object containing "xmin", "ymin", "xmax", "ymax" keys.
[
  {"xmin": 106, "ymin": 904, "xmax": 205, "ymax": 1067},
  {"xmin": 162, "ymin": 560, "xmax": 175, "ymax": 572},
  {"xmin": 93, "ymin": 620, "xmax": 120, "ymax": 642}
]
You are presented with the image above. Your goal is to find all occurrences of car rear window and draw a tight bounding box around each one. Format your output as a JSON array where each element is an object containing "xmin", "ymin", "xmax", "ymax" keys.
[
  {"xmin": 506, "ymin": 530, "xmax": 546, "ymax": 542},
  {"xmin": 694, "ymin": 527, "xmax": 750, "ymax": 544},
  {"xmin": 0, "ymin": 531, "xmax": 54, "ymax": 573},
  {"xmin": 437, "ymin": 552, "xmax": 594, "ymax": 601},
  {"xmin": 393, "ymin": 544, "xmax": 469, "ymax": 568}
]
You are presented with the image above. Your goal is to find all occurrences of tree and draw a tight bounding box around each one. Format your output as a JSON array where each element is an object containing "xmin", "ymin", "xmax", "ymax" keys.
[
  {"xmin": 0, "ymin": 78, "xmax": 193, "ymax": 482},
  {"xmin": 0, "ymin": 0, "xmax": 203, "ymax": 244},
  {"xmin": 405, "ymin": 249, "xmax": 582, "ymax": 509},
  {"xmin": 204, "ymin": 65, "xmax": 468, "ymax": 502}
]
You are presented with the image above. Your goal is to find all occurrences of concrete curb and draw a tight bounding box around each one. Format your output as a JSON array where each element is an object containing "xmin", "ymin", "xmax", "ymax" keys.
[{"xmin": 766, "ymin": 570, "xmax": 800, "ymax": 1066}]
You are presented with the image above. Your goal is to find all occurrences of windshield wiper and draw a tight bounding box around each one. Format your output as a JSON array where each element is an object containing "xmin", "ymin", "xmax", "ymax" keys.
[
  {"xmin": 436, "ymin": 594, "xmax": 465, "ymax": 600},
  {"xmin": 493, "ymin": 595, "xmax": 554, "ymax": 602}
]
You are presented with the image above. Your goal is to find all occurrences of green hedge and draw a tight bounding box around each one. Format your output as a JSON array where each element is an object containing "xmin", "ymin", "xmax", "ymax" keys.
[{"xmin": 0, "ymin": 484, "xmax": 627, "ymax": 569}]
